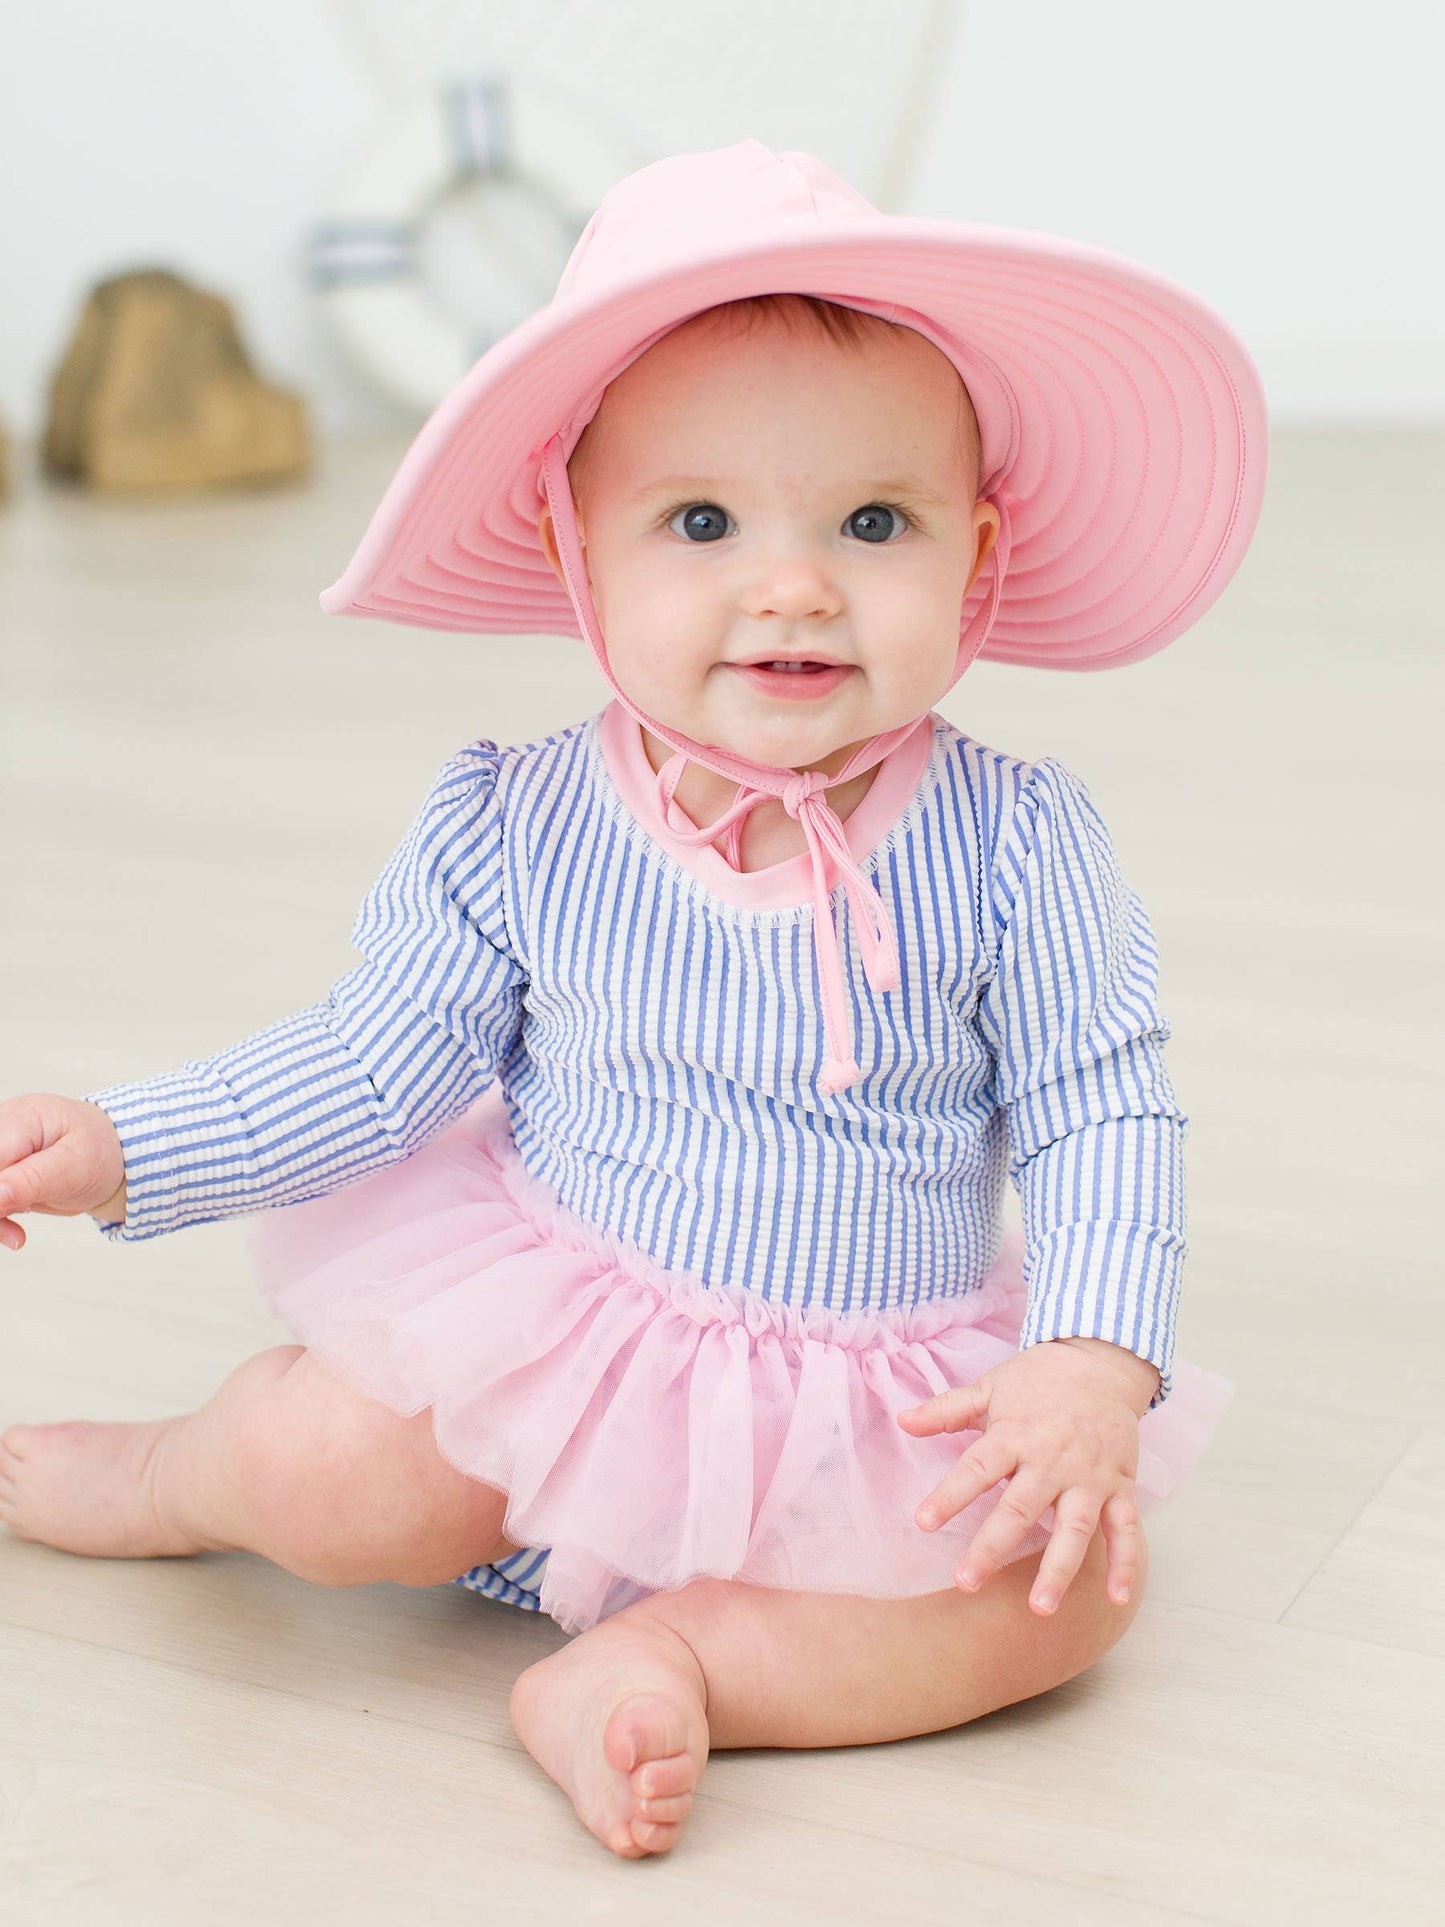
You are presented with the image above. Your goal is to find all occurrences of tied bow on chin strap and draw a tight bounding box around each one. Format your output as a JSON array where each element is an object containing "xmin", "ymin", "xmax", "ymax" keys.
[{"xmin": 538, "ymin": 431, "xmax": 1011, "ymax": 1097}]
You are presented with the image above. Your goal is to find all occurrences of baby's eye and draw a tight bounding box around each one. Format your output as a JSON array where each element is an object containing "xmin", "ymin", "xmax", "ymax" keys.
[
  {"xmin": 668, "ymin": 503, "xmax": 733, "ymax": 542},
  {"xmin": 846, "ymin": 504, "xmax": 909, "ymax": 543},
  {"xmin": 664, "ymin": 501, "xmax": 913, "ymax": 544}
]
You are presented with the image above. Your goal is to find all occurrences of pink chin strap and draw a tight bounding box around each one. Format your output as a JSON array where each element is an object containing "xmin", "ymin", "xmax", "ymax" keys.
[{"xmin": 539, "ymin": 433, "xmax": 1012, "ymax": 1096}]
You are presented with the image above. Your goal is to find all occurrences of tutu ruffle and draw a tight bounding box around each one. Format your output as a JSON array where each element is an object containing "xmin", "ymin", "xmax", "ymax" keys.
[{"xmin": 246, "ymin": 1084, "xmax": 1234, "ymax": 1635}]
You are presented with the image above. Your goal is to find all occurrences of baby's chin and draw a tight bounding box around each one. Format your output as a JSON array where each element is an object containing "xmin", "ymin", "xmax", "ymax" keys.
[
  {"xmin": 625, "ymin": 674, "xmax": 916, "ymax": 776},
  {"xmin": 672, "ymin": 704, "xmax": 868, "ymax": 775}
]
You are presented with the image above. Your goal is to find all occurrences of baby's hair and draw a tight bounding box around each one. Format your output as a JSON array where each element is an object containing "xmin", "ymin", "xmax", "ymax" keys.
[{"xmin": 568, "ymin": 291, "xmax": 983, "ymax": 506}]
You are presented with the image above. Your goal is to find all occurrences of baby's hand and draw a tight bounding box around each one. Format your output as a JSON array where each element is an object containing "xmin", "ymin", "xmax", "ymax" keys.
[
  {"xmin": 897, "ymin": 1339, "xmax": 1157, "ymax": 1617},
  {"xmin": 0, "ymin": 1094, "xmax": 127, "ymax": 1251}
]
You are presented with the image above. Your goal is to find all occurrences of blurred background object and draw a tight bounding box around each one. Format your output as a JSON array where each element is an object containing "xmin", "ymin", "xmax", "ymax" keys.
[
  {"xmin": 304, "ymin": 0, "xmax": 958, "ymax": 412},
  {"xmin": 42, "ymin": 268, "xmax": 309, "ymax": 494}
]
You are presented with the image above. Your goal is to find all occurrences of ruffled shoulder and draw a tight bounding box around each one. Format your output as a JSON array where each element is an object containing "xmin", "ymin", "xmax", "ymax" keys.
[
  {"xmin": 350, "ymin": 736, "xmax": 526, "ymax": 1003},
  {"xmin": 986, "ymin": 754, "xmax": 1130, "ymax": 949},
  {"xmin": 419, "ymin": 735, "xmax": 508, "ymax": 815}
]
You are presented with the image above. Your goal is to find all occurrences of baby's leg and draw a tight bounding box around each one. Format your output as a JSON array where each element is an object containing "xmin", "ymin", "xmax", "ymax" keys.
[
  {"xmin": 0, "ymin": 1346, "xmax": 518, "ymax": 1585},
  {"xmin": 510, "ymin": 1527, "xmax": 1145, "ymax": 1861}
]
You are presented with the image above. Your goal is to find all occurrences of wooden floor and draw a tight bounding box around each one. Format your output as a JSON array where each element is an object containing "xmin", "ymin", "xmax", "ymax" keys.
[{"xmin": 0, "ymin": 427, "xmax": 1440, "ymax": 1923}]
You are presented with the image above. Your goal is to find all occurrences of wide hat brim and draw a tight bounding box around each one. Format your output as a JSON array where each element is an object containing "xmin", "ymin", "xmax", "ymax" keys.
[{"xmin": 321, "ymin": 214, "xmax": 1269, "ymax": 670}]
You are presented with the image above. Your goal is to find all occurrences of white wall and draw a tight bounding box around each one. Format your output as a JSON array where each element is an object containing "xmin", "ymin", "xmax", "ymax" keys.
[
  {"xmin": 916, "ymin": 0, "xmax": 1445, "ymax": 421},
  {"xmin": 1, "ymin": 0, "xmax": 1440, "ymax": 440}
]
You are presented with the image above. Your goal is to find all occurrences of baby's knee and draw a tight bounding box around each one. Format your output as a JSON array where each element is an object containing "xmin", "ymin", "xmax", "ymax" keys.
[
  {"xmin": 228, "ymin": 1350, "xmax": 415, "ymax": 1584},
  {"xmin": 231, "ymin": 1348, "xmax": 508, "ymax": 1587}
]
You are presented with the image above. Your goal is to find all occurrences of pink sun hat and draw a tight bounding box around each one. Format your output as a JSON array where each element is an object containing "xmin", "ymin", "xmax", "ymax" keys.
[
  {"xmin": 321, "ymin": 136, "xmax": 1269, "ymax": 672},
  {"xmin": 320, "ymin": 140, "xmax": 1269, "ymax": 1098}
]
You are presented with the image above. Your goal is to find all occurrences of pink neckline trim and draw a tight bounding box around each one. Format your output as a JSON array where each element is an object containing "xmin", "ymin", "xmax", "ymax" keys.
[{"xmin": 593, "ymin": 700, "xmax": 940, "ymax": 911}]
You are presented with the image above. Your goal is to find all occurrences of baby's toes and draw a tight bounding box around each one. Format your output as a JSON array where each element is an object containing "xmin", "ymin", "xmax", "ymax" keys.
[
  {"xmin": 629, "ymin": 1814, "xmax": 685, "ymax": 1854},
  {"xmin": 633, "ymin": 1751, "xmax": 697, "ymax": 1802},
  {"xmin": 602, "ymin": 1689, "xmax": 689, "ymax": 1774},
  {"xmin": 637, "ymin": 1790, "xmax": 694, "ymax": 1829},
  {"xmin": 626, "ymin": 1758, "xmax": 695, "ymax": 1853}
]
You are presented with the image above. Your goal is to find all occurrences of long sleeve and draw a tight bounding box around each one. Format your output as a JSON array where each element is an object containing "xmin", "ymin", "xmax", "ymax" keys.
[
  {"xmin": 976, "ymin": 758, "xmax": 1187, "ymax": 1411},
  {"xmin": 84, "ymin": 741, "xmax": 527, "ymax": 1242}
]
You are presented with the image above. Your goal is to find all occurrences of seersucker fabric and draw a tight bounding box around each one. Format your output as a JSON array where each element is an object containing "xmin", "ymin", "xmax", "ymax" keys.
[
  {"xmin": 87, "ymin": 701, "xmax": 1187, "ymax": 1394},
  {"xmin": 85, "ymin": 701, "xmax": 1226, "ymax": 1631}
]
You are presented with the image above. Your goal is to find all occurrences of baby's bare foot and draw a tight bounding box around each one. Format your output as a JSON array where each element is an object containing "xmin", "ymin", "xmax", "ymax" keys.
[
  {"xmin": 509, "ymin": 1615, "xmax": 711, "ymax": 1859},
  {"xmin": 0, "ymin": 1416, "xmax": 221, "ymax": 1560}
]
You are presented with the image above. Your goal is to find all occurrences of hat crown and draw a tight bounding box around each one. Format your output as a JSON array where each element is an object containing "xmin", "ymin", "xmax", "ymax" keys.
[{"xmin": 554, "ymin": 139, "xmax": 881, "ymax": 304}]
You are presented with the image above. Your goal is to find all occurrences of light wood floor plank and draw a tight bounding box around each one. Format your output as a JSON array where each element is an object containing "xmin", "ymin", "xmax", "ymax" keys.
[{"xmin": 1283, "ymin": 1427, "xmax": 1445, "ymax": 1655}]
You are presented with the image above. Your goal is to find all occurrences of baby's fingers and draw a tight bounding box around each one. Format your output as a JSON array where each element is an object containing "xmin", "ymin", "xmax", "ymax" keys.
[
  {"xmin": 1099, "ymin": 1493, "xmax": 1145, "ymax": 1606},
  {"xmin": 1027, "ymin": 1496, "xmax": 1101, "ymax": 1615},
  {"xmin": 897, "ymin": 1381, "xmax": 989, "ymax": 1437},
  {"xmin": 0, "ymin": 1216, "xmax": 24, "ymax": 1253},
  {"xmin": 0, "ymin": 1157, "xmax": 44, "ymax": 1218},
  {"xmin": 914, "ymin": 1435, "xmax": 1018, "ymax": 1533},
  {"xmin": 0, "ymin": 1101, "xmax": 46, "ymax": 1177},
  {"xmin": 0, "ymin": 1144, "xmax": 84, "ymax": 1219}
]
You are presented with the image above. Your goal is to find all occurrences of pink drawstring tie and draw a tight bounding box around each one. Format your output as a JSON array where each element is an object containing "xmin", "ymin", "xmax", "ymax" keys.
[
  {"xmin": 654, "ymin": 757, "xmax": 902, "ymax": 1093},
  {"xmin": 539, "ymin": 433, "xmax": 1010, "ymax": 1097}
]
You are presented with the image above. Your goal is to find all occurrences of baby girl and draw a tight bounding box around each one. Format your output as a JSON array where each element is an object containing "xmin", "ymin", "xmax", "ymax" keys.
[{"xmin": 0, "ymin": 142, "xmax": 1263, "ymax": 1859}]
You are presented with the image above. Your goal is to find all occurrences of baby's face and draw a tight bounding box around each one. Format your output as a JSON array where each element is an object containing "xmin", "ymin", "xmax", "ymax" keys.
[{"xmin": 540, "ymin": 311, "xmax": 999, "ymax": 776}]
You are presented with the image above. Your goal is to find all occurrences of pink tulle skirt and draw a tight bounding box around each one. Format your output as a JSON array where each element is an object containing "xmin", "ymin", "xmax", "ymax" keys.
[{"xmin": 246, "ymin": 1084, "xmax": 1234, "ymax": 1636}]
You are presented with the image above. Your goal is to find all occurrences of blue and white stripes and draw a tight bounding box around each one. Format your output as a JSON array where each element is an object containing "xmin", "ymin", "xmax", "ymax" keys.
[
  {"xmin": 974, "ymin": 751, "xmax": 1188, "ymax": 1391},
  {"xmin": 87, "ymin": 711, "xmax": 1187, "ymax": 1410}
]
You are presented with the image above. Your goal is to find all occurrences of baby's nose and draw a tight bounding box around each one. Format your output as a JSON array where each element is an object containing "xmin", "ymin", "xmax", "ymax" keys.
[{"xmin": 740, "ymin": 557, "xmax": 844, "ymax": 621}]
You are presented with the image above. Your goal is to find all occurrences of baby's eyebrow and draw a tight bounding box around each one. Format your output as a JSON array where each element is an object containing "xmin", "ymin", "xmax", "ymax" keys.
[
  {"xmin": 629, "ymin": 475, "xmax": 720, "ymax": 503},
  {"xmin": 629, "ymin": 474, "xmax": 950, "ymax": 507}
]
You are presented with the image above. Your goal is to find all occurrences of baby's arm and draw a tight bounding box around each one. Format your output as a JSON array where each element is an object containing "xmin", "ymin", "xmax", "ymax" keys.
[
  {"xmin": 3, "ymin": 741, "xmax": 525, "ymax": 1245},
  {"xmin": 0, "ymin": 959, "xmax": 502, "ymax": 1247},
  {"xmin": 1011, "ymin": 1112, "xmax": 1182, "ymax": 1410},
  {"xmin": 976, "ymin": 757, "xmax": 1186, "ymax": 1412},
  {"xmin": 897, "ymin": 760, "xmax": 1186, "ymax": 1611},
  {"xmin": 79, "ymin": 955, "xmax": 511, "ymax": 1240}
]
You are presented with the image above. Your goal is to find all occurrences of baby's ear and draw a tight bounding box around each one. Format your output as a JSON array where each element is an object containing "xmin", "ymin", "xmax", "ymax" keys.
[
  {"xmin": 538, "ymin": 504, "xmax": 562, "ymax": 579},
  {"xmin": 965, "ymin": 500, "xmax": 1002, "ymax": 594},
  {"xmin": 537, "ymin": 503, "xmax": 585, "ymax": 581}
]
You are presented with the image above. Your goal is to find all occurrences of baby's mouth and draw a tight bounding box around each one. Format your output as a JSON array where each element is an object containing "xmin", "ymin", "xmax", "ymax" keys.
[
  {"xmin": 733, "ymin": 658, "xmax": 845, "ymax": 674},
  {"xmin": 728, "ymin": 660, "xmax": 855, "ymax": 698}
]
